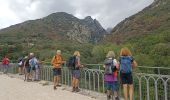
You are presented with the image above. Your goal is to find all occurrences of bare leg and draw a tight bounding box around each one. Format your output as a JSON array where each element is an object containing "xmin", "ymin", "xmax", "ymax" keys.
[
  {"xmin": 123, "ymin": 84, "xmax": 128, "ymax": 100},
  {"xmin": 72, "ymin": 77, "xmax": 76, "ymax": 91},
  {"xmin": 75, "ymin": 79, "xmax": 80, "ymax": 92},
  {"xmin": 56, "ymin": 76, "xmax": 60, "ymax": 86},
  {"xmin": 129, "ymin": 84, "xmax": 134, "ymax": 100}
]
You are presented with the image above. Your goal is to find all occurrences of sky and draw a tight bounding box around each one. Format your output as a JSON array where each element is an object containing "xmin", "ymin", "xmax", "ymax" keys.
[{"xmin": 0, "ymin": 0, "xmax": 154, "ymax": 29}]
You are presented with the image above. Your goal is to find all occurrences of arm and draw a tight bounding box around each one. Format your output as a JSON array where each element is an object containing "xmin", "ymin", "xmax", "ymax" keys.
[{"xmin": 132, "ymin": 60, "xmax": 138, "ymax": 68}]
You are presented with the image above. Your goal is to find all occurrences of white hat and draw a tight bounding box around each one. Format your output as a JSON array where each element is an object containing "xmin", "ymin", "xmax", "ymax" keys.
[
  {"xmin": 29, "ymin": 53, "xmax": 34, "ymax": 56},
  {"xmin": 57, "ymin": 50, "xmax": 61, "ymax": 53}
]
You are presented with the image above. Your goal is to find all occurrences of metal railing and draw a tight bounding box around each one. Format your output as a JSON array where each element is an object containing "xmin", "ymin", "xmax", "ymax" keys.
[{"xmin": 0, "ymin": 63, "xmax": 170, "ymax": 100}]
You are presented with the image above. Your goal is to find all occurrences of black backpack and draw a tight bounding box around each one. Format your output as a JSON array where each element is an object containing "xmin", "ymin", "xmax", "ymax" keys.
[{"xmin": 67, "ymin": 56, "xmax": 76, "ymax": 69}]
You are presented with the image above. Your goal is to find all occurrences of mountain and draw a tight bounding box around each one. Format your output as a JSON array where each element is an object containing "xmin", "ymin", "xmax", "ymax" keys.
[
  {"xmin": 0, "ymin": 12, "xmax": 107, "ymax": 44},
  {"xmin": 106, "ymin": 0, "xmax": 170, "ymax": 44}
]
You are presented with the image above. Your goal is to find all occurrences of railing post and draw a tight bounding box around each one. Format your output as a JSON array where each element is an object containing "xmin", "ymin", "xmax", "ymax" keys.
[
  {"xmin": 139, "ymin": 78, "xmax": 142, "ymax": 100},
  {"xmin": 164, "ymin": 82, "xmax": 167, "ymax": 100},
  {"xmin": 147, "ymin": 80, "xmax": 150, "ymax": 100},
  {"xmin": 155, "ymin": 81, "xmax": 158, "ymax": 100}
]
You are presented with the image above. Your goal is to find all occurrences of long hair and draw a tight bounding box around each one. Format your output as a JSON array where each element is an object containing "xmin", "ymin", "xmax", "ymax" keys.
[{"xmin": 120, "ymin": 47, "xmax": 132, "ymax": 56}]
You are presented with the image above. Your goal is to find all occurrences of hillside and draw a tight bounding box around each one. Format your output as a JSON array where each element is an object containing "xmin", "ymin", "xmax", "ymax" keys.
[
  {"xmin": 0, "ymin": 12, "xmax": 107, "ymax": 61},
  {"xmin": 102, "ymin": 0, "xmax": 170, "ymax": 67},
  {"xmin": 0, "ymin": 12, "xmax": 106, "ymax": 44},
  {"xmin": 106, "ymin": 0, "xmax": 170, "ymax": 44}
]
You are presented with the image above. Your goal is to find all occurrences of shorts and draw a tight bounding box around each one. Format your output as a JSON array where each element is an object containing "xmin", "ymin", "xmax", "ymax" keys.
[
  {"xmin": 120, "ymin": 72, "xmax": 133, "ymax": 84},
  {"xmin": 26, "ymin": 67, "xmax": 31, "ymax": 73},
  {"xmin": 105, "ymin": 81, "xmax": 119, "ymax": 91},
  {"xmin": 18, "ymin": 65, "xmax": 23, "ymax": 67},
  {"xmin": 53, "ymin": 68, "xmax": 61, "ymax": 76},
  {"xmin": 72, "ymin": 70, "xmax": 80, "ymax": 79}
]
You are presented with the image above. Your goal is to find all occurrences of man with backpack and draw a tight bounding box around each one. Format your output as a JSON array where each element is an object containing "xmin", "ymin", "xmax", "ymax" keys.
[
  {"xmin": 23, "ymin": 56, "xmax": 31, "ymax": 81},
  {"xmin": 104, "ymin": 51, "xmax": 119, "ymax": 100},
  {"xmin": 51, "ymin": 50, "xmax": 63, "ymax": 90},
  {"xmin": 2, "ymin": 55, "xmax": 10, "ymax": 74}
]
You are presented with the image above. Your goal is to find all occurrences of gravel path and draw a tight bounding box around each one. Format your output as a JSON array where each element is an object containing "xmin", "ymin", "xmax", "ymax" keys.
[{"xmin": 0, "ymin": 74, "xmax": 99, "ymax": 100}]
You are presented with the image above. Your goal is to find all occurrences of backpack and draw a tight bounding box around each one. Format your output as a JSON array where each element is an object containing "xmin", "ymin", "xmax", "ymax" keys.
[
  {"xmin": 29, "ymin": 57, "xmax": 38, "ymax": 68},
  {"xmin": 120, "ymin": 56, "xmax": 133, "ymax": 73},
  {"xmin": 18, "ymin": 58, "xmax": 23, "ymax": 66},
  {"xmin": 104, "ymin": 58, "xmax": 116, "ymax": 75},
  {"xmin": 25, "ymin": 59, "xmax": 30, "ymax": 67},
  {"xmin": 67, "ymin": 56, "xmax": 76, "ymax": 70}
]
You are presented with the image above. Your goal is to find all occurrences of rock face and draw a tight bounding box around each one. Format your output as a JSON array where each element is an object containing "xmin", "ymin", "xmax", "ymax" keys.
[
  {"xmin": 107, "ymin": 0, "xmax": 170, "ymax": 44},
  {"xmin": 0, "ymin": 12, "xmax": 107, "ymax": 43}
]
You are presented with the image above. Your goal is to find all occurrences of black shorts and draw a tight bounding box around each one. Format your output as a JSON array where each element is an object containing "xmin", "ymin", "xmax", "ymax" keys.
[
  {"xmin": 53, "ymin": 68, "xmax": 61, "ymax": 76},
  {"xmin": 26, "ymin": 67, "xmax": 31, "ymax": 73},
  {"xmin": 120, "ymin": 72, "xmax": 133, "ymax": 84}
]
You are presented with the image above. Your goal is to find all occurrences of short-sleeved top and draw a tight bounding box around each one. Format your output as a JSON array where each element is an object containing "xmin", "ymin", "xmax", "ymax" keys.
[
  {"xmin": 51, "ymin": 55, "xmax": 62, "ymax": 68},
  {"xmin": 2, "ymin": 57, "xmax": 9, "ymax": 65},
  {"xmin": 104, "ymin": 58, "xmax": 118, "ymax": 82}
]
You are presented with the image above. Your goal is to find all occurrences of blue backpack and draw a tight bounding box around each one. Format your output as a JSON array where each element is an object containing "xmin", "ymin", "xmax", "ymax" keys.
[{"xmin": 120, "ymin": 56, "xmax": 133, "ymax": 73}]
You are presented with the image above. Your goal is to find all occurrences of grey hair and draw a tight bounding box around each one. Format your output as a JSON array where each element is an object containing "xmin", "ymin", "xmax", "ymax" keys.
[{"xmin": 106, "ymin": 51, "xmax": 115, "ymax": 58}]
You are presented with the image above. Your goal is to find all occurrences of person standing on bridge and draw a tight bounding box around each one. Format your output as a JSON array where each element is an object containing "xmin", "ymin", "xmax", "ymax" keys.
[
  {"xmin": 29, "ymin": 53, "xmax": 39, "ymax": 81},
  {"xmin": 103, "ymin": 51, "xmax": 119, "ymax": 100},
  {"xmin": 2, "ymin": 55, "xmax": 10, "ymax": 74},
  {"xmin": 71, "ymin": 51, "xmax": 83, "ymax": 92},
  {"xmin": 51, "ymin": 50, "xmax": 63, "ymax": 90},
  {"xmin": 118, "ymin": 47, "xmax": 137, "ymax": 100}
]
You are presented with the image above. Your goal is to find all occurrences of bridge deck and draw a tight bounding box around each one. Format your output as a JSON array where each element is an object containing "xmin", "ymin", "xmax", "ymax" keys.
[{"xmin": 0, "ymin": 74, "xmax": 100, "ymax": 100}]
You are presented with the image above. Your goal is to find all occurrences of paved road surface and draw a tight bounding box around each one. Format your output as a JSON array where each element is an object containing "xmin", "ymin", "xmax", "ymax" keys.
[{"xmin": 0, "ymin": 74, "xmax": 99, "ymax": 100}]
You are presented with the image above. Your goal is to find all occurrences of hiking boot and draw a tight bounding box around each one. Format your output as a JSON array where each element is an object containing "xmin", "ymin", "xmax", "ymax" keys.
[
  {"xmin": 72, "ymin": 87, "xmax": 75, "ymax": 92},
  {"xmin": 107, "ymin": 95, "xmax": 111, "ymax": 100},
  {"xmin": 75, "ymin": 87, "xmax": 80, "ymax": 92},
  {"xmin": 56, "ymin": 84, "xmax": 61, "ymax": 87},
  {"xmin": 115, "ymin": 97, "xmax": 119, "ymax": 100},
  {"xmin": 54, "ymin": 86, "xmax": 57, "ymax": 90}
]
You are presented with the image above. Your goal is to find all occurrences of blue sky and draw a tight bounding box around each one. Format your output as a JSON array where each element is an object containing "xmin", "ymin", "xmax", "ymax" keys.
[{"xmin": 0, "ymin": 0, "xmax": 154, "ymax": 29}]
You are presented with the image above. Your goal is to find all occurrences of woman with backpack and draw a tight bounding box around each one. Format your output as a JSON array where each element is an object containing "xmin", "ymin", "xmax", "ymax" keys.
[
  {"xmin": 118, "ymin": 47, "xmax": 137, "ymax": 100},
  {"xmin": 103, "ymin": 51, "xmax": 119, "ymax": 100},
  {"xmin": 71, "ymin": 51, "xmax": 83, "ymax": 92}
]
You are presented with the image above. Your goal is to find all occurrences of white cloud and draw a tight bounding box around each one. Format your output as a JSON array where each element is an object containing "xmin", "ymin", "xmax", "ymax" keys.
[{"xmin": 0, "ymin": 0, "xmax": 154, "ymax": 29}]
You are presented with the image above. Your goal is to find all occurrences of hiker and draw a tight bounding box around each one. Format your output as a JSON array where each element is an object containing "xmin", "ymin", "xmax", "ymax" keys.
[
  {"xmin": 24, "ymin": 56, "xmax": 31, "ymax": 81},
  {"xmin": 71, "ymin": 51, "xmax": 83, "ymax": 92},
  {"xmin": 29, "ymin": 53, "xmax": 39, "ymax": 81},
  {"xmin": 17, "ymin": 57, "xmax": 24, "ymax": 75},
  {"xmin": 103, "ymin": 51, "xmax": 119, "ymax": 100},
  {"xmin": 118, "ymin": 47, "xmax": 137, "ymax": 100},
  {"xmin": 51, "ymin": 50, "xmax": 63, "ymax": 90},
  {"xmin": 2, "ymin": 55, "xmax": 10, "ymax": 74}
]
